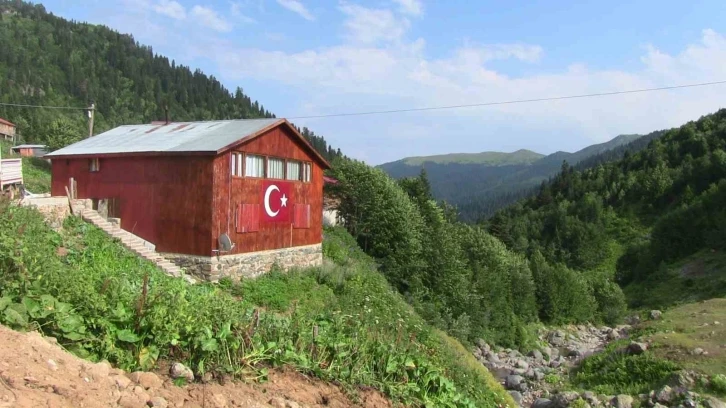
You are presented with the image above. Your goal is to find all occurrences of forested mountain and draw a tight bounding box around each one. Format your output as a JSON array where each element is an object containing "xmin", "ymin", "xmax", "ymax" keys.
[
  {"xmin": 0, "ymin": 0, "xmax": 343, "ymax": 162},
  {"xmin": 485, "ymin": 108, "xmax": 726, "ymax": 308},
  {"xmin": 396, "ymin": 149, "xmax": 544, "ymax": 166},
  {"xmin": 378, "ymin": 133, "xmax": 645, "ymax": 222}
]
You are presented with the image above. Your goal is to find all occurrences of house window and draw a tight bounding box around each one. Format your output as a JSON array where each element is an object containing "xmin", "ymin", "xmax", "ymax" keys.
[
  {"xmin": 231, "ymin": 152, "xmax": 243, "ymax": 176},
  {"xmin": 286, "ymin": 160, "xmax": 301, "ymax": 181},
  {"xmin": 267, "ymin": 157, "xmax": 284, "ymax": 179},
  {"xmin": 89, "ymin": 158, "xmax": 100, "ymax": 172},
  {"xmin": 245, "ymin": 154, "xmax": 265, "ymax": 177},
  {"xmin": 302, "ymin": 162, "xmax": 311, "ymax": 182}
]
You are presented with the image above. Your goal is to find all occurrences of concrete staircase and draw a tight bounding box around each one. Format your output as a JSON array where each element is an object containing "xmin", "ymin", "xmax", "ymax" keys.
[{"xmin": 79, "ymin": 209, "xmax": 196, "ymax": 284}]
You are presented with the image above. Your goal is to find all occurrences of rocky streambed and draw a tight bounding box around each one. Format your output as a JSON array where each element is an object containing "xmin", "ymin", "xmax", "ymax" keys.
[{"xmin": 472, "ymin": 316, "xmax": 726, "ymax": 408}]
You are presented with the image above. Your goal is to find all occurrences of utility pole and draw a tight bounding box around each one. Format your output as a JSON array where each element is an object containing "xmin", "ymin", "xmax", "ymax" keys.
[{"xmin": 87, "ymin": 102, "xmax": 95, "ymax": 138}]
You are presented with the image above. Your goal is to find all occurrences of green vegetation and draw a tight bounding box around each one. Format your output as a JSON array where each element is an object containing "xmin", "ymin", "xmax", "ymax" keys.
[
  {"xmin": 570, "ymin": 340, "xmax": 681, "ymax": 395},
  {"xmin": 486, "ymin": 109, "xmax": 726, "ymax": 310},
  {"xmin": 641, "ymin": 298, "xmax": 726, "ymax": 377},
  {"xmin": 0, "ymin": 199, "xmax": 515, "ymax": 408},
  {"xmin": 378, "ymin": 132, "xmax": 653, "ymax": 222},
  {"xmin": 0, "ymin": 0, "xmax": 343, "ymax": 163},
  {"xmin": 327, "ymin": 159, "xmax": 624, "ymax": 351},
  {"xmin": 401, "ymin": 149, "xmax": 545, "ymax": 166}
]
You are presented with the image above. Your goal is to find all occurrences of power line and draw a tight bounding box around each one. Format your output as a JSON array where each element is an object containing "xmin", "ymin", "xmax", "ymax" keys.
[
  {"xmin": 286, "ymin": 80, "xmax": 726, "ymax": 119},
  {"xmin": 1, "ymin": 79, "xmax": 724, "ymax": 118},
  {"xmin": 0, "ymin": 101, "xmax": 88, "ymax": 110}
]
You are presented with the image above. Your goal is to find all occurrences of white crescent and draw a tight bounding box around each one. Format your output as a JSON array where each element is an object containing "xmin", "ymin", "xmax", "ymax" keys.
[{"xmin": 264, "ymin": 184, "xmax": 280, "ymax": 217}]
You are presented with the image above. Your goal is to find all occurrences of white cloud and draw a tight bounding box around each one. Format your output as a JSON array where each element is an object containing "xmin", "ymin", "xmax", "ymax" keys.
[
  {"xmin": 153, "ymin": 0, "xmax": 186, "ymax": 19},
  {"xmin": 276, "ymin": 0, "xmax": 315, "ymax": 21},
  {"xmin": 338, "ymin": 2, "xmax": 410, "ymax": 45},
  {"xmin": 212, "ymin": 27, "xmax": 726, "ymax": 164},
  {"xmin": 191, "ymin": 5, "xmax": 233, "ymax": 32},
  {"xmin": 392, "ymin": 0, "xmax": 423, "ymax": 16},
  {"xmin": 230, "ymin": 1, "xmax": 256, "ymax": 24}
]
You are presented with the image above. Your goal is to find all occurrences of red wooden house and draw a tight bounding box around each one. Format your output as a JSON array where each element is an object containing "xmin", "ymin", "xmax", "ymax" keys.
[{"xmin": 46, "ymin": 118, "xmax": 331, "ymax": 280}]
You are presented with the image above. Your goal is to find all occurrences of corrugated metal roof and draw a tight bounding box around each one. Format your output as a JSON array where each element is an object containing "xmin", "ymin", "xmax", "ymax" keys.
[{"xmin": 45, "ymin": 118, "xmax": 282, "ymax": 157}]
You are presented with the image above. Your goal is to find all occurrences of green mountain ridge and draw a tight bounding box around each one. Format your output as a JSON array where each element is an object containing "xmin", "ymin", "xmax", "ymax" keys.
[
  {"xmin": 378, "ymin": 132, "xmax": 647, "ymax": 222},
  {"xmin": 401, "ymin": 148, "xmax": 545, "ymax": 166}
]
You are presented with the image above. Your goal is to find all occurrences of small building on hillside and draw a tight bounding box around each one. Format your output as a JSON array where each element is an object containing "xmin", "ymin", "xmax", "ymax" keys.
[
  {"xmin": 46, "ymin": 118, "xmax": 331, "ymax": 281},
  {"xmin": 0, "ymin": 118, "xmax": 16, "ymax": 141},
  {"xmin": 11, "ymin": 144, "xmax": 48, "ymax": 157}
]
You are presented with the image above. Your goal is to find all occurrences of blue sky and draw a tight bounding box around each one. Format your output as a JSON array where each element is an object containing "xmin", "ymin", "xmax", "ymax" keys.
[{"xmin": 41, "ymin": 0, "xmax": 726, "ymax": 165}]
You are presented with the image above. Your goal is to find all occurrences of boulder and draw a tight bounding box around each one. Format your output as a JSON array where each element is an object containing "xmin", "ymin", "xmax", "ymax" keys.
[
  {"xmin": 611, "ymin": 395, "xmax": 633, "ymax": 408},
  {"xmin": 627, "ymin": 342, "xmax": 648, "ymax": 355},
  {"xmin": 703, "ymin": 397, "xmax": 726, "ymax": 408},
  {"xmin": 509, "ymin": 391, "xmax": 524, "ymax": 405},
  {"xmin": 532, "ymin": 398, "xmax": 553, "ymax": 408},
  {"xmin": 552, "ymin": 391, "xmax": 580, "ymax": 408},
  {"xmin": 505, "ymin": 375, "xmax": 524, "ymax": 390},
  {"xmin": 581, "ymin": 391, "xmax": 598, "ymax": 406},
  {"xmin": 488, "ymin": 353, "xmax": 501, "ymax": 364},
  {"xmin": 649, "ymin": 310, "xmax": 663, "ymax": 320},
  {"xmin": 169, "ymin": 362, "xmax": 194, "ymax": 381},
  {"xmin": 516, "ymin": 359, "xmax": 530, "ymax": 370},
  {"xmin": 529, "ymin": 350, "xmax": 544, "ymax": 361},
  {"xmin": 548, "ymin": 330, "xmax": 566, "ymax": 346},
  {"xmin": 655, "ymin": 385, "xmax": 673, "ymax": 404}
]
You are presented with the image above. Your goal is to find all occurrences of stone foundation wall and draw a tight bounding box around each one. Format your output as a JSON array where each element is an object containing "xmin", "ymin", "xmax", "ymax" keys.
[
  {"xmin": 161, "ymin": 243, "xmax": 323, "ymax": 282},
  {"xmin": 19, "ymin": 197, "xmax": 91, "ymax": 229}
]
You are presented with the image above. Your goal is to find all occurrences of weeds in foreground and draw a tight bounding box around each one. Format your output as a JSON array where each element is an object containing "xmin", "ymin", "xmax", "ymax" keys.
[{"xmin": 0, "ymin": 202, "xmax": 510, "ymax": 408}]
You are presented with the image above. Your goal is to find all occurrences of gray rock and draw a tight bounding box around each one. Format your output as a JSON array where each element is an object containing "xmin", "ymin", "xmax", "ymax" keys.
[
  {"xmin": 541, "ymin": 347, "xmax": 553, "ymax": 359},
  {"xmin": 650, "ymin": 310, "xmax": 663, "ymax": 320},
  {"xmin": 488, "ymin": 353, "xmax": 501, "ymax": 363},
  {"xmin": 652, "ymin": 404, "xmax": 668, "ymax": 408},
  {"xmin": 529, "ymin": 350, "xmax": 544, "ymax": 360},
  {"xmin": 512, "ymin": 368, "xmax": 527, "ymax": 376},
  {"xmin": 611, "ymin": 395, "xmax": 633, "ymax": 408},
  {"xmin": 169, "ymin": 362, "xmax": 194, "ymax": 381},
  {"xmin": 552, "ymin": 391, "xmax": 580, "ymax": 408},
  {"xmin": 626, "ymin": 315, "xmax": 641, "ymax": 325},
  {"xmin": 566, "ymin": 346, "xmax": 584, "ymax": 357},
  {"xmin": 533, "ymin": 369, "xmax": 545, "ymax": 381},
  {"xmin": 581, "ymin": 391, "xmax": 598, "ymax": 406},
  {"xmin": 703, "ymin": 397, "xmax": 726, "ymax": 408},
  {"xmin": 476, "ymin": 338, "xmax": 490, "ymax": 352},
  {"xmin": 668, "ymin": 370, "xmax": 697, "ymax": 388},
  {"xmin": 691, "ymin": 347, "xmax": 705, "ymax": 355},
  {"xmin": 607, "ymin": 329, "xmax": 619, "ymax": 340},
  {"xmin": 524, "ymin": 369, "xmax": 536, "ymax": 379},
  {"xmin": 627, "ymin": 342, "xmax": 648, "ymax": 355},
  {"xmin": 509, "ymin": 391, "xmax": 524, "ymax": 405},
  {"xmin": 532, "ymin": 398, "xmax": 553, "ymax": 408},
  {"xmin": 505, "ymin": 375, "xmax": 524, "ymax": 390},
  {"xmin": 548, "ymin": 330, "xmax": 566, "ymax": 346},
  {"xmin": 516, "ymin": 359, "xmax": 530, "ymax": 370},
  {"xmin": 655, "ymin": 385, "xmax": 673, "ymax": 403}
]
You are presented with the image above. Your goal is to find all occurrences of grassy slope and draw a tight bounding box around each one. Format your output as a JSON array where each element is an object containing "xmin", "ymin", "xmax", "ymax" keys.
[
  {"xmin": 400, "ymin": 149, "xmax": 545, "ymax": 166},
  {"xmin": 0, "ymin": 141, "xmax": 51, "ymax": 193},
  {"xmin": 0, "ymin": 202, "xmax": 515, "ymax": 408}
]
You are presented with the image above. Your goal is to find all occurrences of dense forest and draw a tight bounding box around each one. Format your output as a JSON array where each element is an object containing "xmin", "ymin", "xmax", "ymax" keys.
[
  {"xmin": 484, "ymin": 109, "xmax": 726, "ymax": 307},
  {"xmin": 327, "ymin": 108, "xmax": 726, "ymax": 348},
  {"xmin": 0, "ymin": 0, "xmax": 343, "ymax": 162}
]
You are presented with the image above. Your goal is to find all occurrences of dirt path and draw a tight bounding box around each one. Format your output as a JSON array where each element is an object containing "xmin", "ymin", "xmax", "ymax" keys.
[{"xmin": 0, "ymin": 324, "xmax": 391, "ymax": 408}]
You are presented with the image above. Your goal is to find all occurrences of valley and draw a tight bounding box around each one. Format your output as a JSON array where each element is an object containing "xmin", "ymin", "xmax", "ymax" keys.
[{"xmin": 1, "ymin": 1, "xmax": 725, "ymax": 407}]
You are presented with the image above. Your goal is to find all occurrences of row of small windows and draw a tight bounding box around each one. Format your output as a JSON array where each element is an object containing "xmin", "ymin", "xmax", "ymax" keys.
[{"xmin": 231, "ymin": 152, "xmax": 311, "ymax": 182}]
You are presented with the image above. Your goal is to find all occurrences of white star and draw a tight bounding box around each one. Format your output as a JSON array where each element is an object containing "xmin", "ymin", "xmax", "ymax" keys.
[{"xmin": 280, "ymin": 194, "xmax": 288, "ymax": 207}]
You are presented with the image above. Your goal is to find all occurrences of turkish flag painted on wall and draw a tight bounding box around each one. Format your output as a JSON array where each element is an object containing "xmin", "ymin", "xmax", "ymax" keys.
[{"xmin": 261, "ymin": 180, "xmax": 293, "ymax": 223}]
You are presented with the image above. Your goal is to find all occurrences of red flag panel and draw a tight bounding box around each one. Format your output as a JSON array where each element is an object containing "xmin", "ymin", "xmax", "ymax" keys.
[{"xmin": 261, "ymin": 180, "xmax": 292, "ymax": 223}]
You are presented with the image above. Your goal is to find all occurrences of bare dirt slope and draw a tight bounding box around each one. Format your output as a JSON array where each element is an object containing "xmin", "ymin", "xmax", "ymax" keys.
[{"xmin": 0, "ymin": 324, "xmax": 391, "ymax": 408}]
